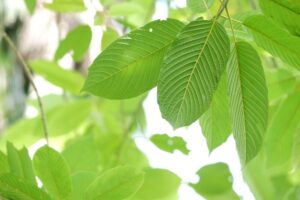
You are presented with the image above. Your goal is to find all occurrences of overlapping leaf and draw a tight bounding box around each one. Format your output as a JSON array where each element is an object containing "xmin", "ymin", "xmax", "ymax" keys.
[
  {"xmin": 158, "ymin": 18, "xmax": 230, "ymax": 128},
  {"xmin": 199, "ymin": 73, "xmax": 231, "ymax": 152},
  {"xmin": 259, "ymin": 0, "xmax": 300, "ymax": 35},
  {"xmin": 244, "ymin": 15, "xmax": 300, "ymax": 70},
  {"xmin": 83, "ymin": 19, "xmax": 184, "ymax": 99},
  {"xmin": 227, "ymin": 42, "xmax": 268, "ymax": 163}
]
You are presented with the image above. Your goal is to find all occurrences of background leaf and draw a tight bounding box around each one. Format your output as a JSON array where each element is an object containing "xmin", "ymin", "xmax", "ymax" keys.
[
  {"xmin": 30, "ymin": 60, "xmax": 85, "ymax": 94},
  {"xmin": 44, "ymin": 0, "xmax": 86, "ymax": 13},
  {"xmin": 158, "ymin": 18, "xmax": 230, "ymax": 128},
  {"xmin": 199, "ymin": 72, "xmax": 231, "ymax": 152},
  {"xmin": 33, "ymin": 146, "xmax": 72, "ymax": 199},
  {"xmin": 86, "ymin": 166, "xmax": 144, "ymax": 200},
  {"xmin": 55, "ymin": 25, "xmax": 92, "ymax": 62},
  {"xmin": 244, "ymin": 15, "xmax": 300, "ymax": 70},
  {"xmin": 227, "ymin": 41, "xmax": 268, "ymax": 163},
  {"xmin": 0, "ymin": 152, "xmax": 9, "ymax": 175},
  {"xmin": 189, "ymin": 163, "xmax": 239, "ymax": 200},
  {"xmin": 187, "ymin": 0, "xmax": 214, "ymax": 13},
  {"xmin": 83, "ymin": 19, "xmax": 184, "ymax": 99},
  {"xmin": 24, "ymin": 0, "xmax": 36, "ymax": 14},
  {"xmin": 150, "ymin": 134, "xmax": 189, "ymax": 155}
]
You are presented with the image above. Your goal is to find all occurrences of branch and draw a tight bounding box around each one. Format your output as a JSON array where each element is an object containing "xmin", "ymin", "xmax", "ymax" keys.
[{"xmin": 0, "ymin": 30, "xmax": 49, "ymax": 144}]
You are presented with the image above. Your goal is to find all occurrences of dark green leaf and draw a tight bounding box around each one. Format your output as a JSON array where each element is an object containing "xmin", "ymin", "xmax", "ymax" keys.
[
  {"xmin": 158, "ymin": 18, "xmax": 230, "ymax": 128},
  {"xmin": 227, "ymin": 41, "xmax": 268, "ymax": 163},
  {"xmin": 82, "ymin": 19, "xmax": 185, "ymax": 99}
]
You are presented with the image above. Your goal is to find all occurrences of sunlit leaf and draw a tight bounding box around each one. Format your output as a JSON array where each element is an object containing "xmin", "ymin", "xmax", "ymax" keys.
[
  {"xmin": 44, "ymin": 0, "xmax": 86, "ymax": 13},
  {"xmin": 33, "ymin": 146, "xmax": 72, "ymax": 199},
  {"xmin": 86, "ymin": 166, "xmax": 144, "ymax": 200},
  {"xmin": 55, "ymin": 25, "xmax": 92, "ymax": 62},
  {"xmin": 6, "ymin": 143, "xmax": 36, "ymax": 185},
  {"xmin": 101, "ymin": 27, "xmax": 119, "ymax": 50},
  {"xmin": 30, "ymin": 60, "xmax": 84, "ymax": 94},
  {"xmin": 24, "ymin": 0, "xmax": 36, "ymax": 14},
  {"xmin": 187, "ymin": 0, "xmax": 214, "ymax": 13},
  {"xmin": 244, "ymin": 15, "xmax": 300, "ymax": 70},
  {"xmin": 0, "ymin": 152, "xmax": 9, "ymax": 175},
  {"xmin": 259, "ymin": 0, "xmax": 300, "ymax": 35},
  {"xmin": 158, "ymin": 18, "xmax": 230, "ymax": 128},
  {"xmin": 0, "ymin": 173, "xmax": 51, "ymax": 200}
]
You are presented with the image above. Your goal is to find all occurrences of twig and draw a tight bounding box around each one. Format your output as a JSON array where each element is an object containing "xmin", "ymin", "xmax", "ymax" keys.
[
  {"xmin": 215, "ymin": 0, "xmax": 229, "ymax": 19},
  {"xmin": 0, "ymin": 30, "xmax": 49, "ymax": 144}
]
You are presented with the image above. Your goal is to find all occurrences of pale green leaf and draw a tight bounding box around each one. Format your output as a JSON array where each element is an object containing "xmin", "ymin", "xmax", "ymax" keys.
[
  {"xmin": 82, "ymin": 19, "xmax": 185, "ymax": 99},
  {"xmin": 199, "ymin": 72, "xmax": 231, "ymax": 152},
  {"xmin": 30, "ymin": 60, "xmax": 85, "ymax": 94},
  {"xmin": 130, "ymin": 168, "xmax": 181, "ymax": 200},
  {"xmin": 33, "ymin": 146, "xmax": 72, "ymax": 199},
  {"xmin": 101, "ymin": 27, "xmax": 119, "ymax": 50},
  {"xmin": 158, "ymin": 18, "xmax": 230, "ymax": 128},
  {"xmin": 86, "ymin": 166, "xmax": 144, "ymax": 200},
  {"xmin": 6, "ymin": 143, "xmax": 36, "ymax": 185},
  {"xmin": 68, "ymin": 171, "xmax": 97, "ymax": 200},
  {"xmin": 227, "ymin": 41, "xmax": 268, "ymax": 163},
  {"xmin": 190, "ymin": 163, "xmax": 239, "ymax": 200},
  {"xmin": 0, "ymin": 173, "xmax": 51, "ymax": 200},
  {"xmin": 150, "ymin": 134, "xmax": 189, "ymax": 155},
  {"xmin": 108, "ymin": 2, "xmax": 145, "ymax": 17},
  {"xmin": 44, "ymin": 0, "xmax": 86, "ymax": 13},
  {"xmin": 24, "ymin": 0, "xmax": 36, "ymax": 14},
  {"xmin": 187, "ymin": 0, "xmax": 214, "ymax": 13},
  {"xmin": 55, "ymin": 25, "xmax": 92, "ymax": 62},
  {"xmin": 259, "ymin": 0, "xmax": 300, "ymax": 35},
  {"xmin": 265, "ymin": 92, "xmax": 300, "ymax": 171},
  {"xmin": 244, "ymin": 15, "xmax": 300, "ymax": 70},
  {"xmin": 62, "ymin": 134, "xmax": 100, "ymax": 173}
]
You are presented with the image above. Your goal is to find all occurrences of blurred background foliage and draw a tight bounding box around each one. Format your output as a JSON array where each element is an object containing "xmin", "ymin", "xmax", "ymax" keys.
[{"xmin": 0, "ymin": 0, "xmax": 300, "ymax": 199}]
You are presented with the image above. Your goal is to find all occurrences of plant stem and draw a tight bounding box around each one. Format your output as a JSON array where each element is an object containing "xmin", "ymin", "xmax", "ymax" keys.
[
  {"xmin": 216, "ymin": 0, "xmax": 229, "ymax": 19},
  {"xmin": 0, "ymin": 30, "xmax": 49, "ymax": 144}
]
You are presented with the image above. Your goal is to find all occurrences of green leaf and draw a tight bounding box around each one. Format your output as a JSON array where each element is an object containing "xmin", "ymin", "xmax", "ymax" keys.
[
  {"xmin": 68, "ymin": 171, "xmax": 97, "ymax": 200},
  {"xmin": 227, "ymin": 41, "xmax": 268, "ymax": 163},
  {"xmin": 259, "ymin": 0, "xmax": 300, "ymax": 35},
  {"xmin": 44, "ymin": 0, "xmax": 86, "ymax": 13},
  {"xmin": 265, "ymin": 92, "xmax": 300, "ymax": 171},
  {"xmin": 266, "ymin": 68, "xmax": 299, "ymax": 102},
  {"xmin": 158, "ymin": 18, "xmax": 230, "ymax": 128},
  {"xmin": 33, "ymin": 146, "xmax": 72, "ymax": 199},
  {"xmin": 190, "ymin": 163, "xmax": 239, "ymax": 200},
  {"xmin": 150, "ymin": 134, "xmax": 189, "ymax": 155},
  {"xmin": 108, "ymin": 2, "xmax": 145, "ymax": 17},
  {"xmin": 62, "ymin": 134, "xmax": 100, "ymax": 173},
  {"xmin": 0, "ymin": 173, "xmax": 51, "ymax": 200},
  {"xmin": 30, "ymin": 59, "xmax": 85, "ymax": 94},
  {"xmin": 199, "ymin": 72, "xmax": 231, "ymax": 152},
  {"xmin": 82, "ymin": 19, "xmax": 185, "ymax": 99},
  {"xmin": 6, "ymin": 143, "xmax": 36, "ymax": 185},
  {"xmin": 0, "ymin": 152, "xmax": 9, "ymax": 175},
  {"xmin": 129, "ymin": 168, "xmax": 181, "ymax": 200},
  {"xmin": 55, "ymin": 25, "xmax": 92, "ymax": 62},
  {"xmin": 187, "ymin": 0, "xmax": 214, "ymax": 13},
  {"xmin": 86, "ymin": 166, "xmax": 144, "ymax": 200},
  {"xmin": 101, "ymin": 27, "xmax": 119, "ymax": 50},
  {"xmin": 24, "ymin": 0, "xmax": 36, "ymax": 14},
  {"xmin": 244, "ymin": 15, "xmax": 300, "ymax": 70}
]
